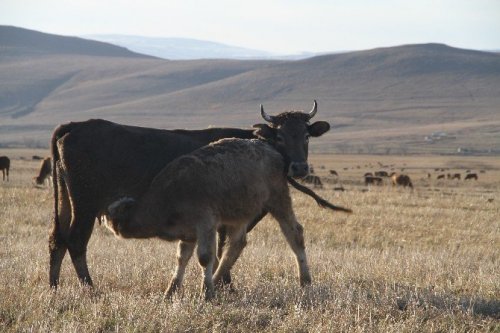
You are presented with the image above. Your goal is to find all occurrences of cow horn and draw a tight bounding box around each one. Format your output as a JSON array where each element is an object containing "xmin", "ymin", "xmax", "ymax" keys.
[
  {"xmin": 260, "ymin": 104, "xmax": 274, "ymax": 123},
  {"xmin": 308, "ymin": 100, "xmax": 318, "ymax": 119}
]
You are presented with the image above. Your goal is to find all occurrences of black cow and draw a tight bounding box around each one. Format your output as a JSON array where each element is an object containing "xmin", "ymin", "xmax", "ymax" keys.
[
  {"xmin": 49, "ymin": 101, "xmax": 336, "ymax": 289},
  {"xmin": 465, "ymin": 173, "xmax": 478, "ymax": 180},
  {"xmin": 0, "ymin": 156, "xmax": 10, "ymax": 181}
]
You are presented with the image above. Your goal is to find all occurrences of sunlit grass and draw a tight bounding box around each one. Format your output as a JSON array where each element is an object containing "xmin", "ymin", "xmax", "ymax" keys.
[{"xmin": 0, "ymin": 153, "xmax": 498, "ymax": 332}]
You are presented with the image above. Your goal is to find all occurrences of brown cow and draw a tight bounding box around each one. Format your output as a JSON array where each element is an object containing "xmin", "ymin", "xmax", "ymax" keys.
[
  {"xmin": 302, "ymin": 175, "xmax": 323, "ymax": 188},
  {"xmin": 391, "ymin": 173, "xmax": 413, "ymax": 188},
  {"xmin": 0, "ymin": 156, "xmax": 10, "ymax": 181},
  {"xmin": 329, "ymin": 170, "xmax": 338, "ymax": 176},
  {"xmin": 365, "ymin": 176, "xmax": 383, "ymax": 185},
  {"xmin": 34, "ymin": 157, "xmax": 52, "ymax": 186},
  {"xmin": 464, "ymin": 173, "xmax": 478, "ymax": 180},
  {"xmin": 374, "ymin": 171, "xmax": 389, "ymax": 177},
  {"xmin": 437, "ymin": 174, "xmax": 445, "ymax": 179},
  {"xmin": 106, "ymin": 138, "xmax": 352, "ymax": 299},
  {"xmin": 451, "ymin": 173, "xmax": 461, "ymax": 180},
  {"xmin": 49, "ymin": 101, "xmax": 334, "ymax": 289}
]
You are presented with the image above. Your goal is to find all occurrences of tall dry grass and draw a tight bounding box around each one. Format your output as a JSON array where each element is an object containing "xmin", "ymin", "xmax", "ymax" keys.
[{"xmin": 0, "ymin": 152, "xmax": 498, "ymax": 332}]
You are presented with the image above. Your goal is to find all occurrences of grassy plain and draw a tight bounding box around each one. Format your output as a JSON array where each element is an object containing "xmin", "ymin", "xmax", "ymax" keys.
[{"xmin": 0, "ymin": 150, "xmax": 499, "ymax": 332}]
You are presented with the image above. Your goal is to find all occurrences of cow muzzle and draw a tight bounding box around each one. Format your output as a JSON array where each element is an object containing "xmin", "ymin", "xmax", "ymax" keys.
[{"xmin": 288, "ymin": 162, "xmax": 309, "ymax": 178}]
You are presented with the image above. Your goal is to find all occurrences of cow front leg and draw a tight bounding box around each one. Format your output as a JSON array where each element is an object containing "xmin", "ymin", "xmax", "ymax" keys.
[
  {"xmin": 165, "ymin": 240, "xmax": 195, "ymax": 298},
  {"xmin": 270, "ymin": 209, "xmax": 311, "ymax": 286}
]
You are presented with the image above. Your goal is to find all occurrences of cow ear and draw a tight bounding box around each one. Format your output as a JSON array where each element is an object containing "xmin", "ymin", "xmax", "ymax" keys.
[
  {"xmin": 308, "ymin": 121, "xmax": 330, "ymax": 137},
  {"xmin": 253, "ymin": 123, "xmax": 276, "ymax": 140}
]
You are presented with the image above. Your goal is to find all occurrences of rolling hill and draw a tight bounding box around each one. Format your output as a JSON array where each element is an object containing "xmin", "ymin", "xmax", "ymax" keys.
[{"xmin": 1, "ymin": 26, "xmax": 499, "ymax": 154}]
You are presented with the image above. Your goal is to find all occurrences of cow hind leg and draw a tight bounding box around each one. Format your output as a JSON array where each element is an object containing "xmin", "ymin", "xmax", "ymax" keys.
[
  {"xmin": 212, "ymin": 224, "xmax": 247, "ymax": 289},
  {"xmin": 49, "ymin": 232, "xmax": 67, "ymax": 288},
  {"xmin": 49, "ymin": 180, "xmax": 72, "ymax": 288},
  {"xmin": 165, "ymin": 240, "xmax": 195, "ymax": 298},
  {"xmin": 269, "ymin": 207, "xmax": 311, "ymax": 287},
  {"xmin": 66, "ymin": 208, "xmax": 96, "ymax": 287},
  {"xmin": 196, "ymin": 222, "xmax": 217, "ymax": 300}
]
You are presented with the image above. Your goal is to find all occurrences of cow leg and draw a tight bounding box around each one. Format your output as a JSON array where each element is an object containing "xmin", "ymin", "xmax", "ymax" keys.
[
  {"xmin": 212, "ymin": 225, "xmax": 247, "ymax": 288},
  {"xmin": 214, "ymin": 227, "xmax": 224, "ymax": 273},
  {"xmin": 246, "ymin": 210, "xmax": 268, "ymax": 233},
  {"xmin": 269, "ymin": 205, "xmax": 312, "ymax": 287},
  {"xmin": 196, "ymin": 222, "xmax": 216, "ymax": 300},
  {"xmin": 214, "ymin": 211, "xmax": 267, "ymax": 289},
  {"xmin": 67, "ymin": 209, "xmax": 96, "ymax": 287},
  {"xmin": 165, "ymin": 240, "xmax": 195, "ymax": 298},
  {"xmin": 49, "ymin": 178, "xmax": 72, "ymax": 288},
  {"xmin": 214, "ymin": 226, "xmax": 234, "ymax": 287}
]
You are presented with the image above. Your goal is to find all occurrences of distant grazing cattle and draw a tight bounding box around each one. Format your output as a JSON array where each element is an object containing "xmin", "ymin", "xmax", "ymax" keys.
[
  {"xmin": 0, "ymin": 156, "xmax": 10, "ymax": 181},
  {"xmin": 105, "ymin": 138, "xmax": 352, "ymax": 299},
  {"xmin": 451, "ymin": 173, "xmax": 461, "ymax": 180},
  {"xmin": 374, "ymin": 171, "xmax": 389, "ymax": 177},
  {"xmin": 34, "ymin": 157, "xmax": 52, "ymax": 186},
  {"xmin": 49, "ymin": 101, "xmax": 337, "ymax": 290},
  {"xmin": 365, "ymin": 176, "xmax": 383, "ymax": 186},
  {"xmin": 464, "ymin": 173, "xmax": 478, "ymax": 180},
  {"xmin": 333, "ymin": 186, "xmax": 345, "ymax": 192},
  {"xmin": 32, "ymin": 155, "xmax": 44, "ymax": 160},
  {"xmin": 329, "ymin": 170, "xmax": 338, "ymax": 176},
  {"xmin": 364, "ymin": 172, "xmax": 373, "ymax": 177},
  {"xmin": 437, "ymin": 174, "xmax": 445, "ymax": 179},
  {"xmin": 391, "ymin": 173, "xmax": 413, "ymax": 188},
  {"xmin": 480, "ymin": 170, "xmax": 486, "ymax": 174},
  {"xmin": 302, "ymin": 175, "xmax": 323, "ymax": 188}
]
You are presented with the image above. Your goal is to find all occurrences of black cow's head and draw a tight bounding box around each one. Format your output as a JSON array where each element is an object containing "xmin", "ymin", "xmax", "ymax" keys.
[{"xmin": 253, "ymin": 100, "xmax": 330, "ymax": 178}]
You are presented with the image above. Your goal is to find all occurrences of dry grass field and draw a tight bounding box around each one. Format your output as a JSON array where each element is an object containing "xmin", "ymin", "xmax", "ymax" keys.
[{"xmin": 0, "ymin": 149, "xmax": 499, "ymax": 332}]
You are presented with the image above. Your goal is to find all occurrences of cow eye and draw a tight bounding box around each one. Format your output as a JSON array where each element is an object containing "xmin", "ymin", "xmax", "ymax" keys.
[{"xmin": 276, "ymin": 135, "xmax": 285, "ymax": 144}]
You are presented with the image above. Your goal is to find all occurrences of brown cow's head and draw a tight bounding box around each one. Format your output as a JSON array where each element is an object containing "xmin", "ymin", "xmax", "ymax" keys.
[{"xmin": 253, "ymin": 100, "xmax": 330, "ymax": 178}]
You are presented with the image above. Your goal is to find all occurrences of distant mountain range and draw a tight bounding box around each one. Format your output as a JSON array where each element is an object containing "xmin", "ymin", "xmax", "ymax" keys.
[
  {"xmin": 1, "ymin": 26, "xmax": 500, "ymax": 154},
  {"xmin": 83, "ymin": 34, "xmax": 320, "ymax": 60}
]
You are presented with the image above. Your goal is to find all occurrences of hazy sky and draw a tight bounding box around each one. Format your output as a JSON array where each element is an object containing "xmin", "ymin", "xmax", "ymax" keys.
[{"xmin": 1, "ymin": 0, "xmax": 499, "ymax": 54}]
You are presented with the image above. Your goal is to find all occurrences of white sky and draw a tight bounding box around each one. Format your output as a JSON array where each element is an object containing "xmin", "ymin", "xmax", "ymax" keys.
[{"xmin": 1, "ymin": 0, "xmax": 499, "ymax": 54}]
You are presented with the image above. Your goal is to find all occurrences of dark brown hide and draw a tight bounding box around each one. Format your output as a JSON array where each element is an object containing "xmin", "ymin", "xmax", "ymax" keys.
[
  {"xmin": 0, "ymin": 156, "xmax": 9, "ymax": 181},
  {"xmin": 365, "ymin": 176, "xmax": 383, "ymax": 185},
  {"xmin": 49, "ymin": 119, "xmax": 256, "ymax": 288},
  {"xmin": 391, "ymin": 174, "xmax": 413, "ymax": 188},
  {"xmin": 465, "ymin": 173, "xmax": 478, "ymax": 180},
  {"xmin": 107, "ymin": 139, "xmax": 315, "ymax": 299}
]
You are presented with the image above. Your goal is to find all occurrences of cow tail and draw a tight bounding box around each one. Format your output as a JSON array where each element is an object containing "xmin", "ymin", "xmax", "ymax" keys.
[
  {"xmin": 51, "ymin": 126, "xmax": 62, "ymax": 232},
  {"xmin": 50, "ymin": 123, "xmax": 74, "ymax": 232},
  {"xmin": 287, "ymin": 177, "xmax": 353, "ymax": 214}
]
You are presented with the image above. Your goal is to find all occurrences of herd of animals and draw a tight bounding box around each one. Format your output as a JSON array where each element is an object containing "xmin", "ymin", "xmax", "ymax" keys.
[
  {"xmin": 0, "ymin": 101, "xmax": 485, "ymax": 300},
  {"xmin": 299, "ymin": 164, "xmax": 480, "ymax": 189}
]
